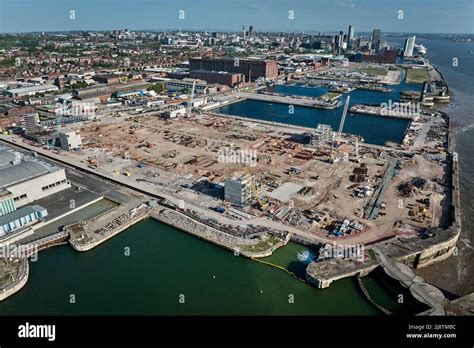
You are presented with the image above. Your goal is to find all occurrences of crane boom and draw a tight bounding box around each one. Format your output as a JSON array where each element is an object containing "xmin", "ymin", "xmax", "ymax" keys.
[{"xmin": 336, "ymin": 95, "xmax": 350, "ymax": 145}]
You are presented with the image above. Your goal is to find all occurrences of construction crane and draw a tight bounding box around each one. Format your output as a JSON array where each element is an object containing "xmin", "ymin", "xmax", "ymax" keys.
[
  {"xmin": 336, "ymin": 95, "xmax": 350, "ymax": 145},
  {"xmin": 331, "ymin": 95, "xmax": 350, "ymax": 161}
]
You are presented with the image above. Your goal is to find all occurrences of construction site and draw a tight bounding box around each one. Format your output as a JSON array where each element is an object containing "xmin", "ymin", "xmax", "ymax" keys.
[{"xmin": 37, "ymin": 93, "xmax": 452, "ymax": 248}]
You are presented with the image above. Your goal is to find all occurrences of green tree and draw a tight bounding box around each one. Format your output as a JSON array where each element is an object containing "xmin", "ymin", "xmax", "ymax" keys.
[{"xmin": 147, "ymin": 83, "xmax": 165, "ymax": 94}]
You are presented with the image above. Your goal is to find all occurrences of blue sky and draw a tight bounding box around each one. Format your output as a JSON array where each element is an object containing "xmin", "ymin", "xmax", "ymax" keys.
[{"xmin": 0, "ymin": 0, "xmax": 473, "ymax": 34}]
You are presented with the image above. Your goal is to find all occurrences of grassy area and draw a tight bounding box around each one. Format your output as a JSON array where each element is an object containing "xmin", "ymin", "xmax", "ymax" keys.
[
  {"xmin": 0, "ymin": 273, "xmax": 11, "ymax": 285},
  {"xmin": 239, "ymin": 235, "xmax": 280, "ymax": 253},
  {"xmin": 357, "ymin": 66, "xmax": 388, "ymax": 76},
  {"xmin": 69, "ymin": 224, "xmax": 88, "ymax": 244},
  {"xmin": 405, "ymin": 68, "xmax": 429, "ymax": 83}
]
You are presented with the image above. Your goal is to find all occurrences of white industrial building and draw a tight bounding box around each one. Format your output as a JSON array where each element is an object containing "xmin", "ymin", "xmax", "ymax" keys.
[
  {"xmin": 0, "ymin": 146, "xmax": 71, "ymax": 208},
  {"xmin": 4, "ymin": 84, "xmax": 59, "ymax": 97},
  {"xmin": 59, "ymin": 130, "xmax": 82, "ymax": 151}
]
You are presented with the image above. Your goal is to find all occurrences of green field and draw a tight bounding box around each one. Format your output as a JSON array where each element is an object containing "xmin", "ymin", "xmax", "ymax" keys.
[
  {"xmin": 357, "ymin": 66, "xmax": 388, "ymax": 76},
  {"xmin": 405, "ymin": 68, "xmax": 429, "ymax": 83}
]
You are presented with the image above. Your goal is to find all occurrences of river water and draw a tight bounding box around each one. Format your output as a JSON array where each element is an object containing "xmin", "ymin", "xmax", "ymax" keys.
[
  {"xmin": 0, "ymin": 219, "xmax": 427, "ymax": 315},
  {"xmin": 402, "ymin": 37, "xmax": 474, "ymax": 295},
  {"xmin": 214, "ymin": 66, "xmax": 420, "ymax": 146}
]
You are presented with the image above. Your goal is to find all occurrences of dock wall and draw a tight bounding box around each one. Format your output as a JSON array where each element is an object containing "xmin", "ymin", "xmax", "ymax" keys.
[
  {"xmin": 150, "ymin": 207, "xmax": 290, "ymax": 258},
  {"xmin": 0, "ymin": 257, "xmax": 28, "ymax": 301}
]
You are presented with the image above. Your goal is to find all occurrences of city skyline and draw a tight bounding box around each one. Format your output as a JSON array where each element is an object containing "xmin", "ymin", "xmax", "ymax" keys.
[{"xmin": 0, "ymin": 0, "xmax": 473, "ymax": 34}]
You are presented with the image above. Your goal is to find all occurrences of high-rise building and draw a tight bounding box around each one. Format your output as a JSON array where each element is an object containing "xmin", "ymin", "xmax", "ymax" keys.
[
  {"xmin": 348, "ymin": 25, "xmax": 355, "ymax": 41},
  {"xmin": 371, "ymin": 29, "xmax": 381, "ymax": 51},
  {"xmin": 335, "ymin": 31, "xmax": 344, "ymax": 54},
  {"xmin": 404, "ymin": 36, "xmax": 416, "ymax": 57},
  {"xmin": 347, "ymin": 25, "xmax": 355, "ymax": 49},
  {"xmin": 309, "ymin": 35, "xmax": 333, "ymax": 49}
]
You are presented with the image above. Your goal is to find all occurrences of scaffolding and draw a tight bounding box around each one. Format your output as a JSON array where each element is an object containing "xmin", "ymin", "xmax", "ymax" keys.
[{"xmin": 308, "ymin": 124, "xmax": 332, "ymax": 148}]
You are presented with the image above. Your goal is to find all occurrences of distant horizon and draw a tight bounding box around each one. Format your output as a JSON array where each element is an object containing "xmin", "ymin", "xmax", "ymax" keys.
[
  {"xmin": 0, "ymin": 0, "xmax": 473, "ymax": 35},
  {"xmin": 1, "ymin": 28, "xmax": 473, "ymax": 36}
]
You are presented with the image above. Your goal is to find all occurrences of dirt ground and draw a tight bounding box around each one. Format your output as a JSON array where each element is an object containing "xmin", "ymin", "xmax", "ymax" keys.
[{"xmin": 53, "ymin": 111, "xmax": 450, "ymax": 246}]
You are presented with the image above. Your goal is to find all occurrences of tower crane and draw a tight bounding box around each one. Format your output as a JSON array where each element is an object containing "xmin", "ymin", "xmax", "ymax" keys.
[{"xmin": 331, "ymin": 95, "xmax": 350, "ymax": 161}]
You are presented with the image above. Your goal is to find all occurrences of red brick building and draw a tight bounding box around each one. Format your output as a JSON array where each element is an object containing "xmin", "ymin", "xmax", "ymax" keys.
[
  {"xmin": 189, "ymin": 57, "xmax": 278, "ymax": 81},
  {"xmin": 362, "ymin": 48, "xmax": 398, "ymax": 64},
  {"xmin": 189, "ymin": 70, "xmax": 242, "ymax": 87}
]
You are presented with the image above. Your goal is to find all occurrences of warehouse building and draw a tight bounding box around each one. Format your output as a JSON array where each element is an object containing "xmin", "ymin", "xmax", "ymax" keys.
[
  {"xmin": 4, "ymin": 84, "xmax": 59, "ymax": 97},
  {"xmin": 0, "ymin": 204, "xmax": 48, "ymax": 236},
  {"xmin": 0, "ymin": 146, "xmax": 71, "ymax": 208},
  {"xmin": 189, "ymin": 70, "xmax": 242, "ymax": 87},
  {"xmin": 189, "ymin": 57, "xmax": 278, "ymax": 81}
]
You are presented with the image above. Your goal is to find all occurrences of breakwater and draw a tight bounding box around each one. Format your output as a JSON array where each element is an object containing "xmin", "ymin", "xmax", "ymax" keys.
[{"xmin": 150, "ymin": 207, "xmax": 291, "ymax": 258}]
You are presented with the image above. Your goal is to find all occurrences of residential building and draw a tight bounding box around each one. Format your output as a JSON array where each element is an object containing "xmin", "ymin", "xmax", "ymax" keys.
[{"xmin": 404, "ymin": 36, "xmax": 416, "ymax": 57}]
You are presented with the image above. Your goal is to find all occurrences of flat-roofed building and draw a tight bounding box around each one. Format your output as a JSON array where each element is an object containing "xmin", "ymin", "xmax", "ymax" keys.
[
  {"xmin": 93, "ymin": 74, "xmax": 121, "ymax": 84},
  {"xmin": 4, "ymin": 84, "xmax": 59, "ymax": 97},
  {"xmin": 224, "ymin": 173, "xmax": 255, "ymax": 206},
  {"xmin": 59, "ymin": 130, "xmax": 82, "ymax": 151},
  {"xmin": 0, "ymin": 204, "xmax": 48, "ymax": 236},
  {"xmin": 189, "ymin": 70, "xmax": 242, "ymax": 87},
  {"xmin": 189, "ymin": 57, "xmax": 278, "ymax": 81},
  {"xmin": 0, "ymin": 146, "xmax": 71, "ymax": 208},
  {"xmin": 165, "ymin": 80, "xmax": 211, "ymax": 94}
]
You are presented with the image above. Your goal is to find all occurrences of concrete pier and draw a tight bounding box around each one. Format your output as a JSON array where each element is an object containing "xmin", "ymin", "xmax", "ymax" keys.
[{"xmin": 236, "ymin": 91, "xmax": 342, "ymax": 109}]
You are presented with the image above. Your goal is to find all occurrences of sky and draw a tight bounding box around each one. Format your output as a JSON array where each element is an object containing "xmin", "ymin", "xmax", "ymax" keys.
[{"xmin": 0, "ymin": 0, "xmax": 473, "ymax": 34}]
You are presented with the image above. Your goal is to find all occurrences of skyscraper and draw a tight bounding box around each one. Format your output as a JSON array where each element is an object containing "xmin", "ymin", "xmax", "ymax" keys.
[
  {"xmin": 347, "ymin": 25, "xmax": 354, "ymax": 49},
  {"xmin": 335, "ymin": 31, "xmax": 344, "ymax": 55},
  {"xmin": 404, "ymin": 36, "xmax": 416, "ymax": 57},
  {"xmin": 371, "ymin": 29, "xmax": 381, "ymax": 51}
]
